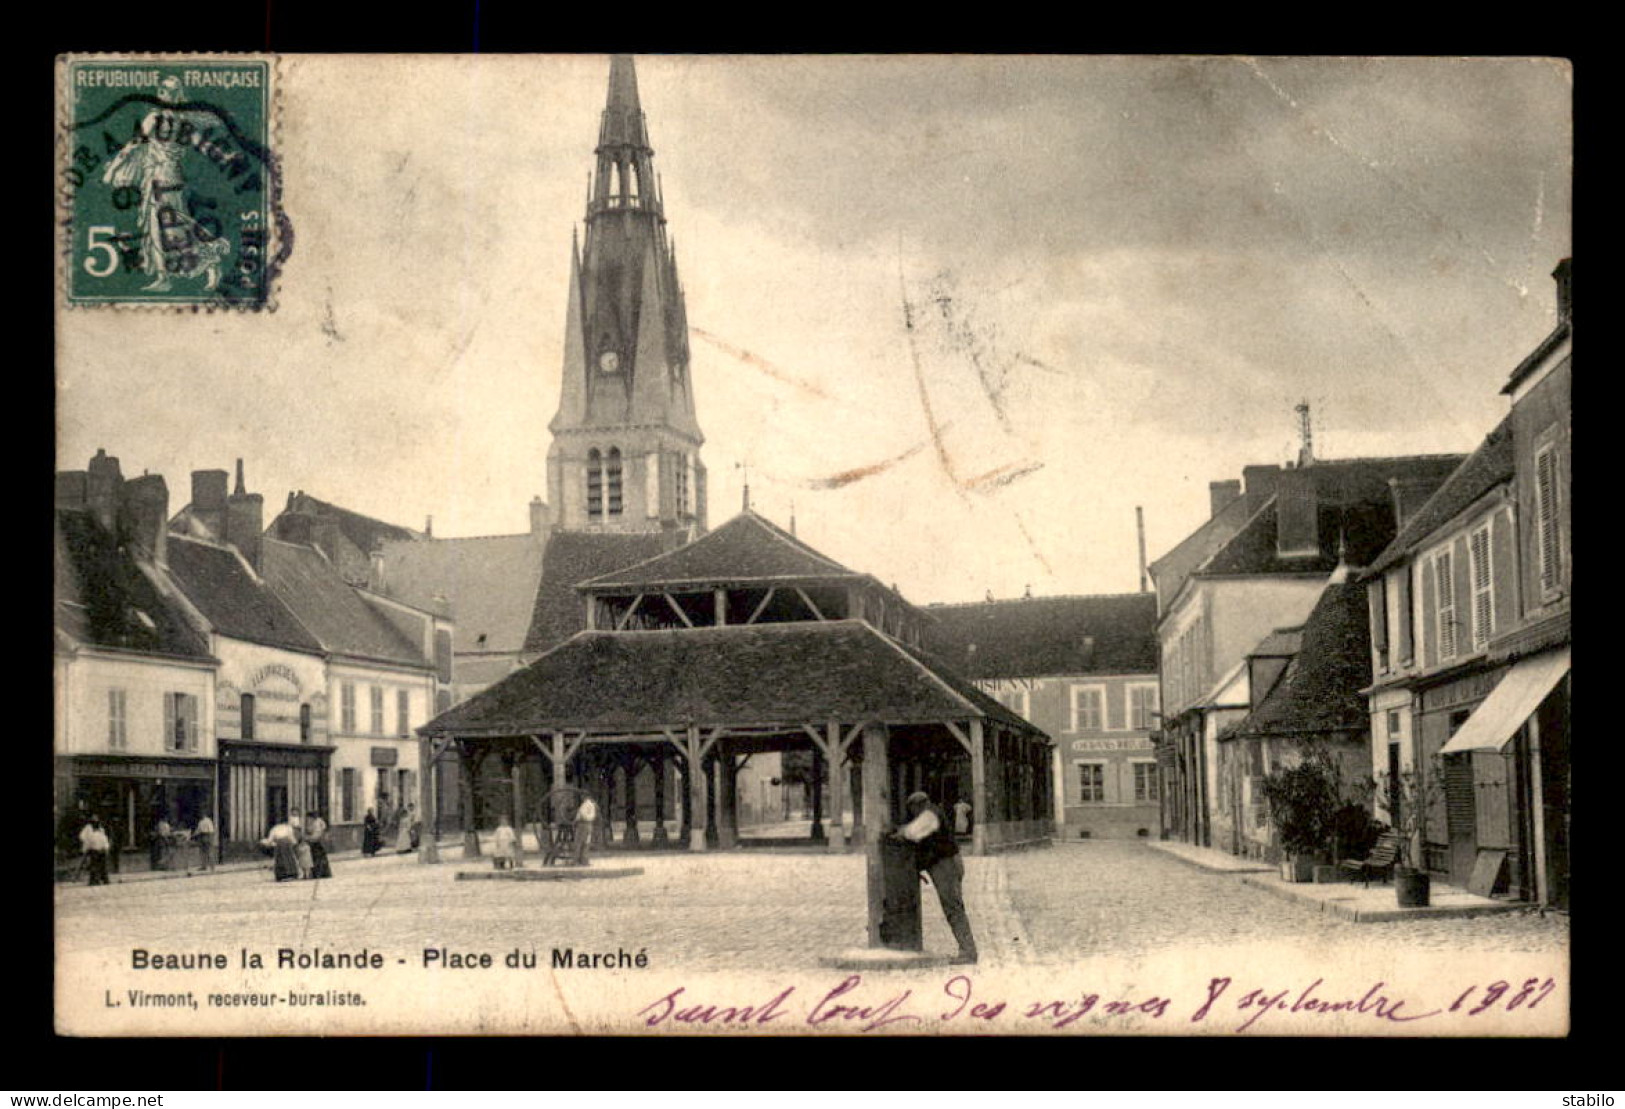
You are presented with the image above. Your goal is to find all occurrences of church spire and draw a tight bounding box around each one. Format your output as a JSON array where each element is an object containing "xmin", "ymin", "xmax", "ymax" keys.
[
  {"xmin": 548, "ymin": 54, "xmax": 707, "ymax": 536},
  {"xmin": 590, "ymin": 54, "xmax": 657, "ymax": 218}
]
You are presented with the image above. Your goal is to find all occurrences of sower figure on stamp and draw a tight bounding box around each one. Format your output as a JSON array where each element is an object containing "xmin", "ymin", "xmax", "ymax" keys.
[
  {"xmin": 895, "ymin": 790, "xmax": 978, "ymax": 965},
  {"xmin": 101, "ymin": 76, "xmax": 231, "ymax": 293}
]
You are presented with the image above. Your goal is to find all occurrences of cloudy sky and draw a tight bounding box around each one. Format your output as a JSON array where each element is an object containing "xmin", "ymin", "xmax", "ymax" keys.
[{"xmin": 57, "ymin": 55, "xmax": 1571, "ymax": 605}]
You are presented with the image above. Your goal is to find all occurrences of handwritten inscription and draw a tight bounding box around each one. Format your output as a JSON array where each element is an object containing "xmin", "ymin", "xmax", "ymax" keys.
[{"xmin": 636, "ymin": 972, "xmax": 1559, "ymax": 1034}]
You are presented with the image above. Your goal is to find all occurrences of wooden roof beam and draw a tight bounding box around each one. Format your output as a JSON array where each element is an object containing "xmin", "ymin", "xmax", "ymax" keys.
[
  {"xmin": 747, "ymin": 587, "xmax": 776, "ymax": 624},
  {"xmin": 614, "ymin": 593, "xmax": 645, "ymax": 631}
]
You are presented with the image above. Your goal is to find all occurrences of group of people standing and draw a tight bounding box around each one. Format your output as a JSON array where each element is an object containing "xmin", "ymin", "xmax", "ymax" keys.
[
  {"xmin": 73, "ymin": 813, "xmax": 218, "ymax": 885},
  {"xmin": 360, "ymin": 803, "xmax": 420, "ymax": 858},
  {"xmin": 262, "ymin": 811, "xmax": 333, "ymax": 882}
]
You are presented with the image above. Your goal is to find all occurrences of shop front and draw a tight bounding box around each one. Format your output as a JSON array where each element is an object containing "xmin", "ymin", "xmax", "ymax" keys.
[
  {"xmin": 217, "ymin": 740, "xmax": 334, "ymax": 859},
  {"xmin": 56, "ymin": 753, "xmax": 217, "ymax": 872}
]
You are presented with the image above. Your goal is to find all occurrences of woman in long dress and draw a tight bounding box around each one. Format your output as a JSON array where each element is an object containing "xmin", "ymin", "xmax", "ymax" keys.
[
  {"xmin": 362, "ymin": 809, "xmax": 381, "ymax": 857},
  {"xmin": 263, "ymin": 821, "xmax": 299, "ymax": 882},
  {"xmin": 395, "ymin": 804, "xmax": 417, "ymax": 854}
]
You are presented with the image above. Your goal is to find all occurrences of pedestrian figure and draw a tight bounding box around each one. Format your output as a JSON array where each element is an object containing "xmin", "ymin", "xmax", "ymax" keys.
[
  {"xmin": 305, "ymin": 811, "xmax": 332, "ymax": 879},
  {"xmin": 193, "ymin": 814, "xmax": 216, "ymax": 872},
  {"xmin": 953, "ymin": 798, "xmax": 973, "ymax": 837},
  {"xmin": 151, "ymin": 815, "xmax": 173, "ymax": 871},
  {"xmin": 362, "ymin": 808, "xmax": 381, "ymax": 857},
  {"xmin": 396, "ymin": 804, "xmax": 418, "ymax": 854},
  {"xmin": 492, "ymin": 815, "xmax": 518, "ymax": 870},
  {"xmin": 79, "ymin": 816, "xmax": 111, "ymax": 886},
  {"xmin": 573, "ymin": 795, "xmax": 598, "ymax": 866},
  {"xmin": 263, "ymin": 820, "xmax": 299, "ymax": 882},
  {"xmin": 290, "ymin": 812, "xmax": 313, "ymax": 879},
  {"xmin": 895, "ymin": 790, "xmax": 978, "ymax": 965}
]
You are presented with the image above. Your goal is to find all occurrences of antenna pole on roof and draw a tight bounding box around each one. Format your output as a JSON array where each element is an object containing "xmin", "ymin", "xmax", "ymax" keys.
[
  {"xmin": 789, "ymin": 499, "xmax": 796, "ymax": 536},
  {"xmin": 736, "ymin": 461, "xmax": 750, "ymax": 512}
]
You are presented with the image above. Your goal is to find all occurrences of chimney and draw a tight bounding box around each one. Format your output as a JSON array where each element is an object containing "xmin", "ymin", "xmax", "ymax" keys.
[
  {"xmin": 424, "ymin": 514, "xmax": 434, "ymax": 538},
  {"xmin": 312, "ymin": 517, "xmax": 342, "ymax": 564},
  {"xmin": 529, "ymin": 495, "xmax": 550, "ymax": 537},
  {"xmin": 86, "ymin": 449, "xmax": 124, "ymax": 532},
  {"xmin": 1242, "ymin": 464, "xmax": 1281, "ymax": 512},
  {"xmin": 1387, "ymin": 477, "xmax": 1437, "ymax": 531},
  {"xmin": 121, "ymin": 474, "xmax": 169, "ymax": 565},
  {"xmin": 1275, "ymin": 465, "xmax": 1319, "ymax": 558},
  {"xmin": 1208, "ymin": 480, "xmax": 1242, "ymax": 519},
  {"xmin": 277, "ymin": 511, "xmax": 316, "ymax": 547},
  {"xmin": 1554, "ymin": 257, "xmax": 1572, "ymax": 325},
  {"xmin": 191, "ymin": 468, "xmax": 229, "ymax": 541},
  {"xmin": 56, "ymin": 471, "xmax": 89, "ymax": 510},
  {"xmin": 224, "ymin": 459, "xmax": 264, "ymax": 572}
]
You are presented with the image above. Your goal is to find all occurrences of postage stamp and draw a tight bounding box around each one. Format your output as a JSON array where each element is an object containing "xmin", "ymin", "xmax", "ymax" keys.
[{"xmin": 57, "ymin": 55, "xmax": 284, "ymax": 309}]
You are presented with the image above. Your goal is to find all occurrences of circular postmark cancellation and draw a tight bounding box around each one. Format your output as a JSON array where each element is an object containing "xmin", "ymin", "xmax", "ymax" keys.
[{"xmin": 59, "ymin": 56, "xmax": 290, "ymax": 309}]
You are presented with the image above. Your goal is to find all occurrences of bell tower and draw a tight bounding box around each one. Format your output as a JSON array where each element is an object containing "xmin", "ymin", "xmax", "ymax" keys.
[{"xmin": 547, "ymin": 54, "xmax": 707, "ymax": 534}]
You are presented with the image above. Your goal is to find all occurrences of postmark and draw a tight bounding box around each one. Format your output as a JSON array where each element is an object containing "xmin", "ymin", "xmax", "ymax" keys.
[{"xmin": 58, "ymin": 55, "xmax": 287, "ymax": 309}]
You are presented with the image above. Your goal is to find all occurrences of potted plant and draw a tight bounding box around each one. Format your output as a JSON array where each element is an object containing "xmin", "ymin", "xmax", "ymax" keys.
[
  {"xmin": 1259, "ymin": 751, "xmax": 1338, "ymax": 882},
  {"xmin": 1375, "ymin": 758, "xmax": 1445, "ymax": 908}
]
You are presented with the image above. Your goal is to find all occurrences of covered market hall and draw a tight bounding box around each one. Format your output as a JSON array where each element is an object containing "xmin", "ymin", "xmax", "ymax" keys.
[{"xmin": 416, "ymin": 511, "xmax": 1054, "ymax": 858}]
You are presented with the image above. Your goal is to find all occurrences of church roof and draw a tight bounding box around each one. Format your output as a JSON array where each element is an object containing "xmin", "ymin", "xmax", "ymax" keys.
[
  {"xmin": 523, "ymin": 530, "xmax": 673, "ymax": 654},
  {"xmin": 377, "ymin": 532, "xmax": 545, "ymax": 656},
  {"xmin": 260, "ymin": 538, "xmax": 427, "ymax": 668},
  {"xmin": 925, "ymin": 593, "xmax": 1160, "ymax": 680},
  {"xmin": 579, "ymin": 510, "xmax": 862, "ymax": 592},
  {"xmin": 423, "ymin": 620, "xmax": 1040, "ymax": 739}
]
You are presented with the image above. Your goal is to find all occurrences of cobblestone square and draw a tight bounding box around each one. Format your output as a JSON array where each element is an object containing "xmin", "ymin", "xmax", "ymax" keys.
[{"xmin": 56, "ymin": 840, "xmax": 1568, "ymax": 972}]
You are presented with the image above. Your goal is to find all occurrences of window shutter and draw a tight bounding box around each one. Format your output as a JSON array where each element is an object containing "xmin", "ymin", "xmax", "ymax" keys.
[
  {"xmin": 1368, "ymin": 578, "xmax": 1389, "ymax": 655},
  {"xmin": 1435, "ymin": 551, "xmax": 1456, "ymax": 659},
  {"xmin": 1470, "ymin": 525, "xmax": 1493, "ymax": 650},
  {"xmin": 1536, "ymin": 446, "xmax": 1560, "ymax": 592},
  {"xmin": 1395, "ymin": 569, "xmax": 1414, "ymax": 663},
  {"xmin": 164, "ymin": 693, "xmax": 177, "ymax": 751},
  {"xmin": 184, "ymin": 695, "xmax": 197, "ymax": 750}
]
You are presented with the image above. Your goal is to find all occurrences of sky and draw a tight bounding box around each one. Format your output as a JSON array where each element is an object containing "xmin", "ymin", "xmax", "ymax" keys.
[{"xmin": 56, "ymin": 55, "xmax": 1572, "ymax": 606}]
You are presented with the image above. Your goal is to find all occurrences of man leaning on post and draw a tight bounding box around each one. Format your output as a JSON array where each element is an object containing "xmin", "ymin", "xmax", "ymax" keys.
[{"xmin": 894, "ymin": 790, "xmax": 978, "ymax": 964}]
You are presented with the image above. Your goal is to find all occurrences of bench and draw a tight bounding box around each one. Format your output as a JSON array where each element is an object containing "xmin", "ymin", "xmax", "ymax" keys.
[{"xmin": 1339, "ymin": 832, "xmax": 1401, "ymax": 887}]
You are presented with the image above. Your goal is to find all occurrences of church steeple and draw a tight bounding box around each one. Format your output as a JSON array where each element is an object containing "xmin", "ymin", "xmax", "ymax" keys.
[{"xmin": 548, "ymin": 54, "xmax": 707, "ymax": 535}]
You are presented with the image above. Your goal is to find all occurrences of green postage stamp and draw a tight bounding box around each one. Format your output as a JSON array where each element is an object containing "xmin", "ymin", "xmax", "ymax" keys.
[{"xmin": 57, "ymin": 55, "xmax": 285, "ymax": 309}]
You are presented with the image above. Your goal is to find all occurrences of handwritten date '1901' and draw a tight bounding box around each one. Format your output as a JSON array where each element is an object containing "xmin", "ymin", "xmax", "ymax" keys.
[{"xmin": 637, "ymin": 973, "xmax": 1559, "ymax": 1034}]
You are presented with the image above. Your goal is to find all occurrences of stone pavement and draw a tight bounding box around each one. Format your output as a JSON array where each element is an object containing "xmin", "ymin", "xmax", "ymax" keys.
[{"xmin": 54, "ymin": 839, "xmax": 1567, "ymax": 970}]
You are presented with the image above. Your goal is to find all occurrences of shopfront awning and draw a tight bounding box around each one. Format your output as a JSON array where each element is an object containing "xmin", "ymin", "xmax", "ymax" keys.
[{"xmin": 1440, "ymin": 648, "xmax": 1570, "ymax": 755}]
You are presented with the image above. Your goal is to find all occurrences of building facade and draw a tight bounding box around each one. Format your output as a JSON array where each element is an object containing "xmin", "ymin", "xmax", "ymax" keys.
[
  {"xmin": 927, "ymin": 593, "xmax": 1160, "ymax": 840},
  {"xmin": 54, "ymin": 457, "xmax": 218, "ymax": 871},
  {"xmin": 1361, "ymin": 259, "xmax": 1571, "ymax": 907},
  {"xmin": 1151, "ymin": 451, "xmax": 1463, "ymax": 850}
]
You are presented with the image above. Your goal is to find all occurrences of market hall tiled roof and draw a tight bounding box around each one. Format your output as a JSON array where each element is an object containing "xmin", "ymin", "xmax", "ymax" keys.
[
  {"xmin": 924, "ymin": 593, "xmax": 1160, "ymax": 680},
  {"xmin": 522, "ymin": 530, "xmax": 674, "ymax": 655},
  {"xmin": 1364, "ymin": 418, "xmax": 1516, "ymax": 576},
  {"xmin": 1225, "ymin": 581, "xmax": 1372, "ymax": 739},
  {"xmin": 425, "ymin": 620, "xmax": 1041, "ymax": 739},
  {"xmin": 260, "ymin": 538, "xmax": 425, "ymax": 667},
  {"xmin": 54, "ymin": 509, "xmax": 211, "ymax": 660},
  {"xmin": 164, "ymin": 535, "xmax": 323, "ymax": 655},
  {"xmin": 579, "ymin": 511, "xmax": 860, "ymax": 591}
]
